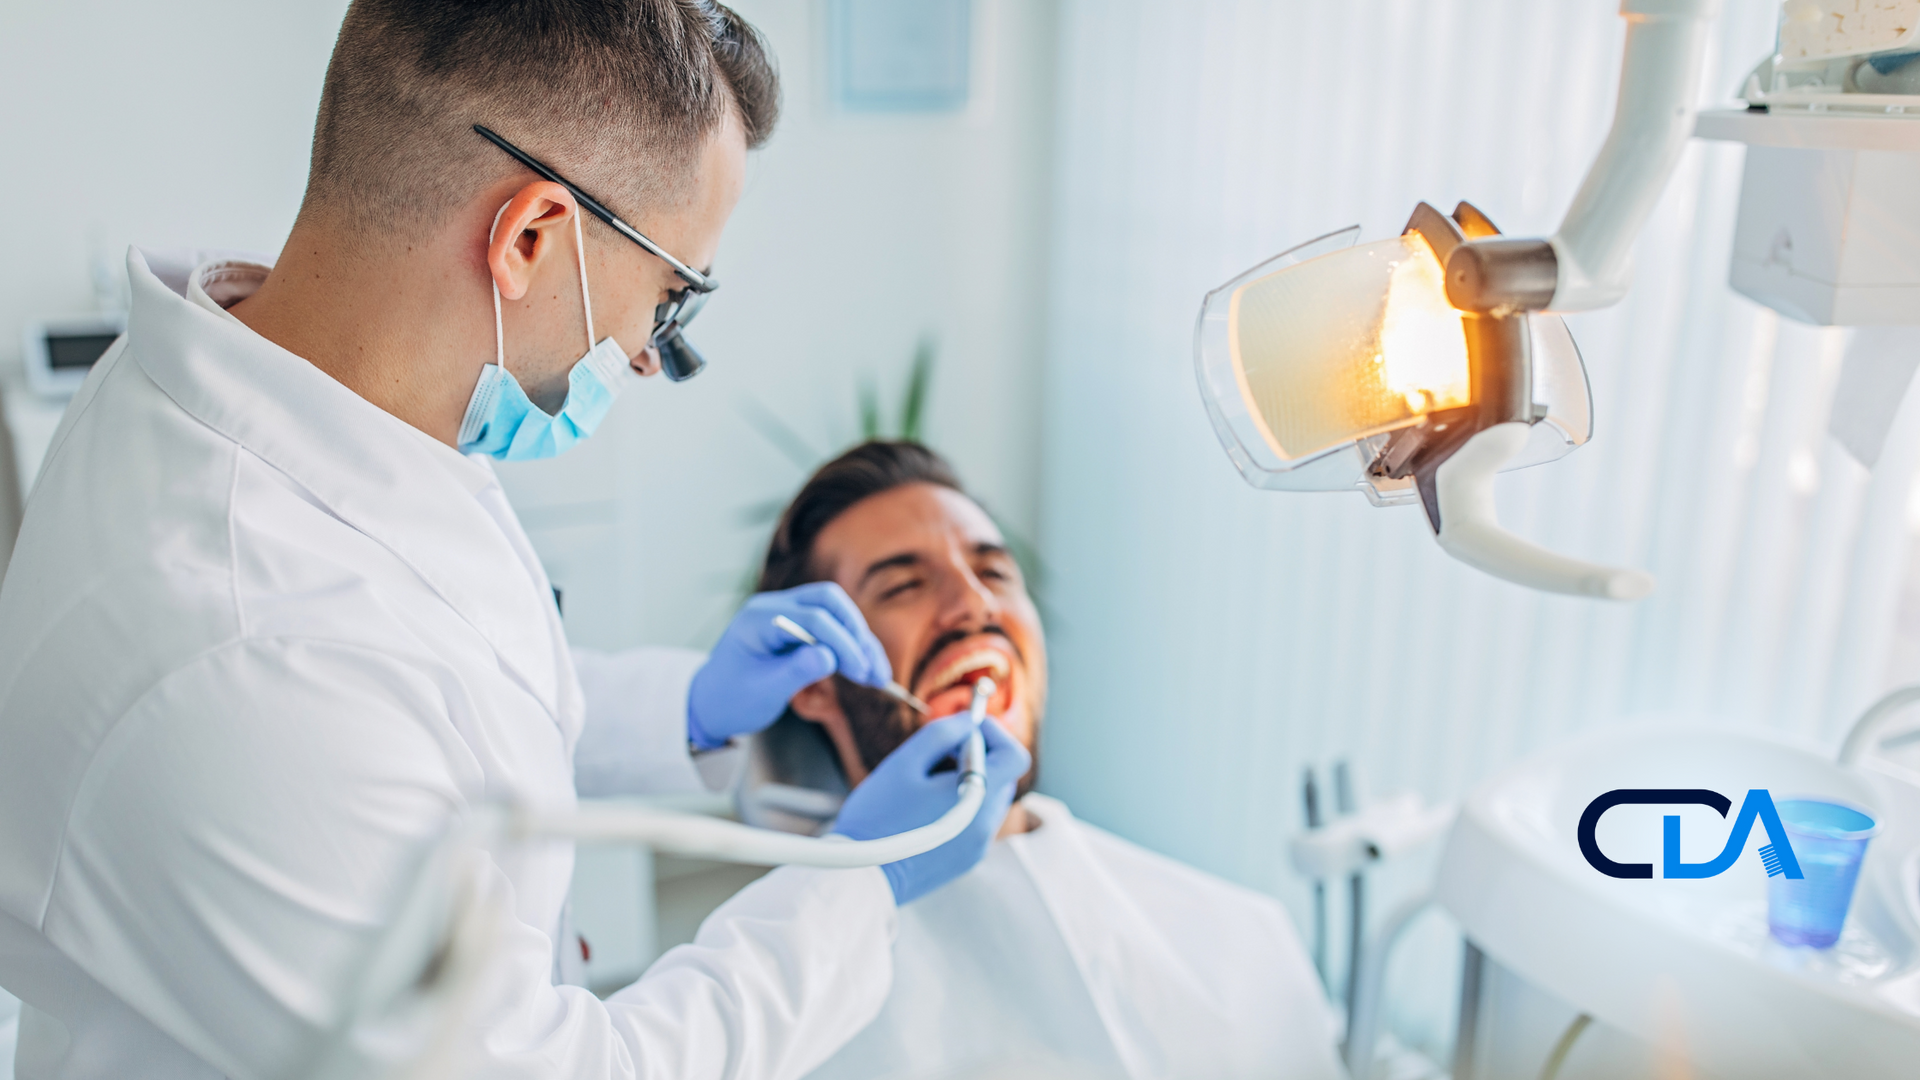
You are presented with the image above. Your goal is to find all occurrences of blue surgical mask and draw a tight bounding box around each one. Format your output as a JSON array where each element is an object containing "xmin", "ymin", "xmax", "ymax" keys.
[{"xmin": 458, "ymin": 204, "xmax": 635, "ymax": 460}]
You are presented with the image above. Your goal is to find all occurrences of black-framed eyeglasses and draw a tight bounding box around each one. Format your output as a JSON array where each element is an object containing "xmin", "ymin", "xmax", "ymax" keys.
[{"xmin": 474, "ymin": 123, "xmax": 716, "ymax": 382}]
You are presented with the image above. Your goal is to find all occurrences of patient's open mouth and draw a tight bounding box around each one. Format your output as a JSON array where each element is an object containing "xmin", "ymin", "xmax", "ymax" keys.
[{"xmin": 917, "ymin": 641, "xmax": 1016, "ymax": 718}]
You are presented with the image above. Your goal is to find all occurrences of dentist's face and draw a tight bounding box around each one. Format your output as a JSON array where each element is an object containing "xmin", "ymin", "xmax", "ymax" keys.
[
  {"xmin": 496, "ymin": 111, "xmax": 745, "ymax": 411},
  {"xmin": 795, "ymin": 482, "xmax": 1047, "ymax": 785}
]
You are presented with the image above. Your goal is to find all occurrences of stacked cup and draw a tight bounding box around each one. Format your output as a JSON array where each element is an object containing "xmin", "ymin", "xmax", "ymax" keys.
[{"xmin": 1767, "ymin": 799, "xmax": 1880, "ymax": 949}]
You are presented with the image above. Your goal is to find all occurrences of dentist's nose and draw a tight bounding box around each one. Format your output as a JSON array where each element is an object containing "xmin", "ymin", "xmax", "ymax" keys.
[{"xmin": 631, "ymin": 344, "xmax": 662, "ymax": 377}]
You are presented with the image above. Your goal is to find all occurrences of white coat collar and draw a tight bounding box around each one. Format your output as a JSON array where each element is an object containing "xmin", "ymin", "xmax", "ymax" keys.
[
  {"xmin": 126, "ymin": 247, "xmax": 565, "ymax": 720},
  {"xmin": 183, "ymin": 259, "xmax": 500, "ymax": 499}
]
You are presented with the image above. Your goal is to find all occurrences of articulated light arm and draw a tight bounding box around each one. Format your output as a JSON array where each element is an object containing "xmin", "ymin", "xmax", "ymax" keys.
[
  {"xmin": 1444, "ymin": 0, "xmax": 1721, "ymax": 316},
  {"xmin": 1550, "ymin": 0, "xmax": 1722, "ymax": 311}
]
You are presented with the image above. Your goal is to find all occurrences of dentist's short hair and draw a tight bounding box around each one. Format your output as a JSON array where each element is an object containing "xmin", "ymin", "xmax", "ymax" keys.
[
  {"xmin": 305, "ymin": 0, "xmax": 779, "ymax": 234},
  {"xmin": 760, "ymin": 441, "xmax": 964, "ymax": 594}
]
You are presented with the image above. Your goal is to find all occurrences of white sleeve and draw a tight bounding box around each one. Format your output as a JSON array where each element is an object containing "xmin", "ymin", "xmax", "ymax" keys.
[
  {"xmin": 46, "ymin": 638, "xmax": 894, "ymax": 1080},
  {"xmin": 573, "ymin": 645, "xmax": 730, "ymax": 797}
]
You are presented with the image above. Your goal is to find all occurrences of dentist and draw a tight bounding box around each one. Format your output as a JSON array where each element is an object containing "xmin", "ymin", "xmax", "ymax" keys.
[{"xmin": 0, "ymin": 3, "xmax": 1027, "ymax": 1079}]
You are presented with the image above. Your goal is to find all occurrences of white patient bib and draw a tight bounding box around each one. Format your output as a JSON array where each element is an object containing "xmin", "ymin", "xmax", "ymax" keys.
[
  {"xmin": 805, "ymin": 822, "xmax": 1130, "ymax": 1080},
  {"xmin": 804, "ymin": 795, "xmax": 1344, "ymax": 1080}
]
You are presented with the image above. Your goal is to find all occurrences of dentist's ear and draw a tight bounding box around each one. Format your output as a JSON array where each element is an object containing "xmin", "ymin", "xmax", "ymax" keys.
[{"xmin": 486, "ymin": 180, "xmax": 577, "ymax": 302}]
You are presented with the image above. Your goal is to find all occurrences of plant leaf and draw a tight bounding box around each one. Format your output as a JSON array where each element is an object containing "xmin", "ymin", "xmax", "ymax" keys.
[
  {"xmin": 901, "ymin": 336, "xmax": 935, "ymax": 442},
  {"xmin": 736, "ymin": 396, "xmax": 822, "ymax": 471},
  {"xmin": 858, "ymin": 376, "xmax": 882, "ymax": 441},
  {"xmin": 737, "ymin": 494, "xmax": 791, "ymax": 526}
]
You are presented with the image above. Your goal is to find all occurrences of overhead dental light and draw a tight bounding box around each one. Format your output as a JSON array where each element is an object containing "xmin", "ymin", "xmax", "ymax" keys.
[
  {"xmin": 1197, "ymin": 0, "xmax": 1725, "ymax": 600},
  {"xmin": 1197, "ymin": 206, "xmax": 1613, "ymax": 596}
]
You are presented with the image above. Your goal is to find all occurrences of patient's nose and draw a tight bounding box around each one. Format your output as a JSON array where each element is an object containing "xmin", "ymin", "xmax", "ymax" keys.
[
  {"xmin": 925, "ymin": 549, "xmax": 998, "ymax": 626},
  {"xmin": 935, "ymin": 560, "xmax": 1000, "ymax": 630}
]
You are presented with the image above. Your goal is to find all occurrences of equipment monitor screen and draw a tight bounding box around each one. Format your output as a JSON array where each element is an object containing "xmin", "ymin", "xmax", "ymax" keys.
[{"xmin": 45, "ymin": 332, "xmax": 119, "ymax": 370}]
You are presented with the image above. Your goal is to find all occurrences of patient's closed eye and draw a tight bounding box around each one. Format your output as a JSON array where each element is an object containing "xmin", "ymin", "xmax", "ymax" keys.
[{"xmin": 975, "ymin": 551, "xmax": 1020, "ymax": 586}]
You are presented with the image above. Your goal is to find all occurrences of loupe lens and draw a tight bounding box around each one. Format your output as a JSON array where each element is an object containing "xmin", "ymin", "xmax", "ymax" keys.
[{"xmin": 658, "ymin": 329, "xmax": 707, "ymax": 382}]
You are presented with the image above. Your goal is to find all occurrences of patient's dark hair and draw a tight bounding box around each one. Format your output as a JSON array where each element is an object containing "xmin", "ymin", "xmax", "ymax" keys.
[
  {"xmin": 758, "ymin": 440, "xmax": 963, "ymax": 593},
  {"xmin": 307, "ymin": 0, "xmax": 780, "ymax": 234}
]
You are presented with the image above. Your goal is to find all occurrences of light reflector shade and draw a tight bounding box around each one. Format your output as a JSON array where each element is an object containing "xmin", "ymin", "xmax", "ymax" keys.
[
  {"xmin": 1228, "ymin": 233, "xmax": 1469, "ymax": 462},
  {"xmin": 1195, "ymin": 226, "xmax": 1592, "ymax": 498}
]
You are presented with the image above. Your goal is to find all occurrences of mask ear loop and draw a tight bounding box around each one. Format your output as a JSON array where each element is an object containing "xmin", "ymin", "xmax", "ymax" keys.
[
  {"xmin": 572, "ymin": 210, "xmax": 595, "ymax": 352},
  {"xmin": 488, "ymin": 202, "xmax": 509, "ymax": 373}
]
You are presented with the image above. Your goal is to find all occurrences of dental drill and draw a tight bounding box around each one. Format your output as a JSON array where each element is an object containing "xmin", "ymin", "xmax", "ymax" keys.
[{"xmin": 967, "ymin": 675, "xmax": 995, "ymax": 734}]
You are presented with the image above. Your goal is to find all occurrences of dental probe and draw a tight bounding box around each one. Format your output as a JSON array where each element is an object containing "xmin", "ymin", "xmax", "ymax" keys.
[{"xmin": 771, "ymin": 614, "xmax": 931, "ymax": 715}]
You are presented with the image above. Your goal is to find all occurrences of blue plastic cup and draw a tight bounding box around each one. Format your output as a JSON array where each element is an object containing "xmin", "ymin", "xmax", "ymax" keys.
[{"xmin": 1767, "ymin": 799, "xmax": 1879, "ymax": 949}]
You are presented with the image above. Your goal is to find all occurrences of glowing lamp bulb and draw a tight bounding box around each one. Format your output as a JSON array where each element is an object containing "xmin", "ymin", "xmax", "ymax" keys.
[
  {"xmin": 1377, "ymin": 236, "xmax": 1472, "ymax": 416},
  {"xmin": 1226, "ymin": 233, "xmax": 1472, "ymax": 462}
]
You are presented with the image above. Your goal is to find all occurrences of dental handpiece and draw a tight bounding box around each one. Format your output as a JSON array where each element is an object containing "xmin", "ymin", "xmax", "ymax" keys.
[
  {"xmin": 960, "ymin": 676, "xmax": 994, "ymax": 780},
  {"xmin": 967, "ymin": 676, "xmax": 994, "ymax": 727},
  {"xmin": 771, "ymin": 614, "xmax": 931, "ymax": 715}
]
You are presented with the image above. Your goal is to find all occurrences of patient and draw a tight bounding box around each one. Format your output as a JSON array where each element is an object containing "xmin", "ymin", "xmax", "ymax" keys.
[{"xmin": 744, "ymin": 441, "xmax": 1344, "ymax": 1080}]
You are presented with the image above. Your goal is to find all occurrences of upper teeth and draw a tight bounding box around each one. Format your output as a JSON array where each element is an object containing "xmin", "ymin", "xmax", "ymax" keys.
[{"xmin": 925, "ymin": 648, "xmax": 1011, "ymax": 694}]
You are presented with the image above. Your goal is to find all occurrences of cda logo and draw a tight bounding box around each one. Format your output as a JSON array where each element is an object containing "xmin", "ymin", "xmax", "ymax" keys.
[{"xmin": 1578, "ymin": 788, "xmax": 1804, "ymax": 880}]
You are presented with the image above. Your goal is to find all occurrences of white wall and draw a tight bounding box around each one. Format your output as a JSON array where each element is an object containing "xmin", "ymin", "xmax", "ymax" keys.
[
  {"xmin": 0, "ymin": 0, "xmax": 351, "ymax": 541},
  {"xmin": 0, "ymin": 0, "xmax": 1058, "ymax": 655},
  {"xmin": 493, "ymin": 0, "xmax": 1060, "ymax": 652},
  {"xmin": 0, "ymin": 2, "xmax": 346, "ymax": 320}
]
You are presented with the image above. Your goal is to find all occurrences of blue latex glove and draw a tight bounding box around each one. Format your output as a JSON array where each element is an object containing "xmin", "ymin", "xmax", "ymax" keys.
[
  {"xmin": 687, "ymin": 582, "xmax": 894, "ymax": 749},
  {"xmin": 832, "ymin": 713, "xmax": 1033, "ymax": 904}
]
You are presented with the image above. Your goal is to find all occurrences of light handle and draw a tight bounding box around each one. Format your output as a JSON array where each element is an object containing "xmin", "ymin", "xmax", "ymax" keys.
[{"xmin": 1432, "ymin": 423, "xmax": 1655, "ymax": 599}]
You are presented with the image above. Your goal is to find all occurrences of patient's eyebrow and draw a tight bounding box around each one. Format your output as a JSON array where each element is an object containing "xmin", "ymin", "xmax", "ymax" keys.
[{"xmin": 858, "ymin": 552, "xmax": 923, "ymax": 587}]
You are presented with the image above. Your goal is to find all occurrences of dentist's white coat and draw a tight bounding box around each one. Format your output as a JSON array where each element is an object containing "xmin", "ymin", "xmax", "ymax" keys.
[{"xmin": 0, "ymin": 252, "xmax": 896, "ymax": 1080}]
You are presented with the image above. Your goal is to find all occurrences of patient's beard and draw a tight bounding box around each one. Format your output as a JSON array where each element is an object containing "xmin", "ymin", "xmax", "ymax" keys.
[
  {"xmin": 833, "ymin": 676, "xmax": 1039, "ymax": 799},
  {"xmin": 832, "ymin": 676, "xmax": 917, "ymax": 775}
]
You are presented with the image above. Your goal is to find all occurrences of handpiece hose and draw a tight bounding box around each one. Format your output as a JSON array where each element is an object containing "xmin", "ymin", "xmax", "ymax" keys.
[{"xmin": 513, "ymin": 677, "xmax": 997, "ymax": 866}]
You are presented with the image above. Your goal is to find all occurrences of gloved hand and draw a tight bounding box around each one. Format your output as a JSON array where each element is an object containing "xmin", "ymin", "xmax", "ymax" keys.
[
  {"xmin": 687, "ymin": 582, "xmax": 894, "ymax": 750},
  {"xmin": 832, "ymin": 713, "xmax": 1033, "ymax": 904}
]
